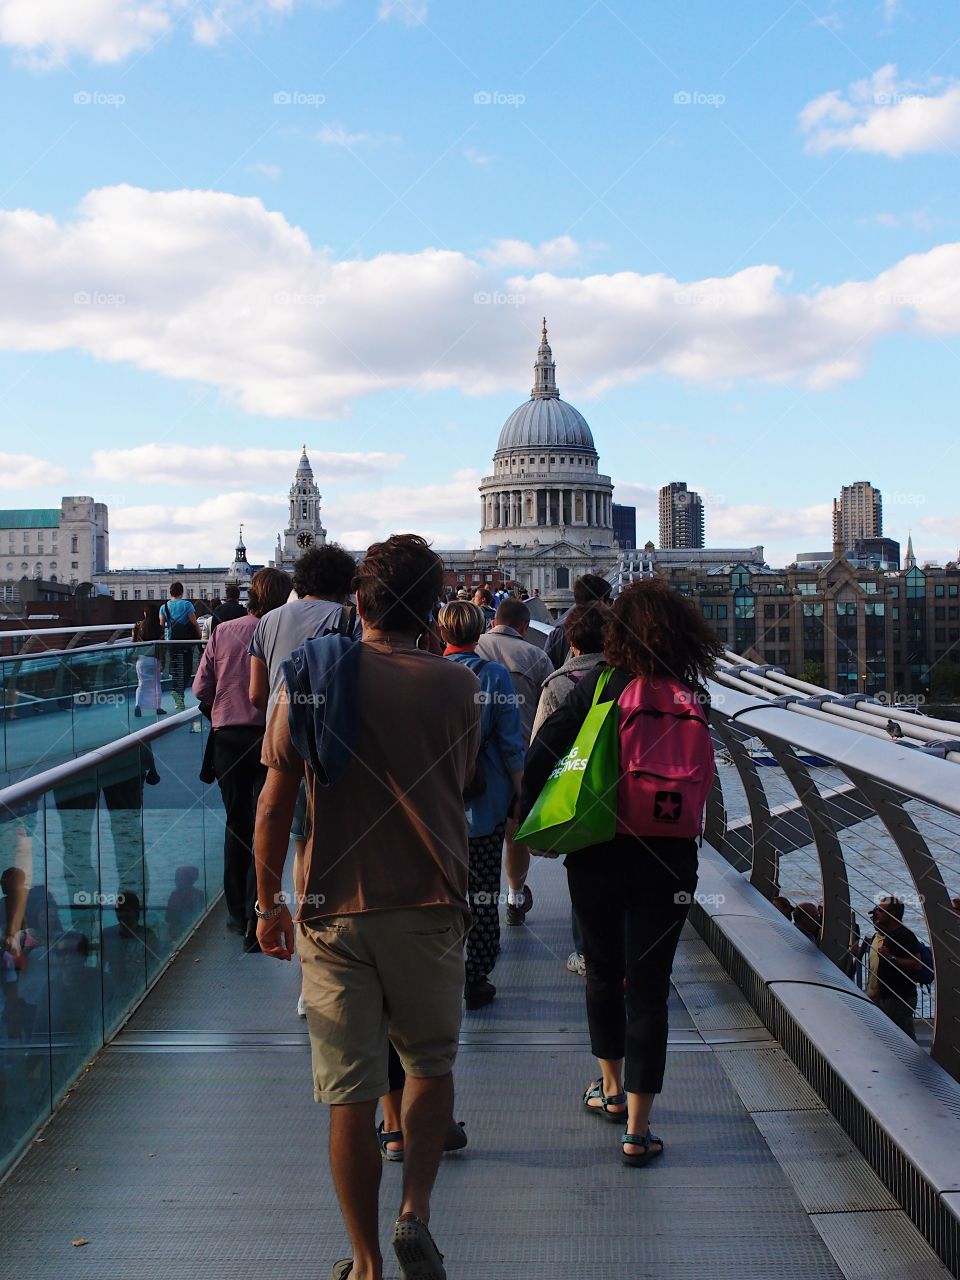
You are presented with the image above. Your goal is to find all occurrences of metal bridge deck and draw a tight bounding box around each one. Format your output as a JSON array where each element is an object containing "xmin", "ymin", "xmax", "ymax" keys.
[{"xmin": 0, "ymin": 867, "xmax": 950, "ymax": 1279}]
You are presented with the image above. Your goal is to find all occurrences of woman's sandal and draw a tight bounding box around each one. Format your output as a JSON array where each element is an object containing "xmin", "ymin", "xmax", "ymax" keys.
[
  {"xmin": 377, "ymin": 1119, "xmax": 468, "ymax": 1162},
  {"xmin": 582, "ymin": 1080, "xmax": 628, "ymax": 1122},
  {"xmin": 622, "ymin": 1128, "xmax": 664, "ymax": 1167}
]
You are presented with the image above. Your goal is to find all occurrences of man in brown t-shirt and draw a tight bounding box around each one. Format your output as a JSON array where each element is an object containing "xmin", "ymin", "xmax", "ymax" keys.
[{"xmin": 254, "ymin": 534, "xmax": 480, "ymax": 1280}]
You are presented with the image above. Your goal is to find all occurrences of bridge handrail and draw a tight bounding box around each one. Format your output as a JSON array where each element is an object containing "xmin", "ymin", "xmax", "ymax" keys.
[
  {"xmin": 0, "ymin": 706, "xmax": 200, "ymax": 811},
  {"xmin": 706, "ymin": 675, "xmax": 960, "ymax": 1090}
]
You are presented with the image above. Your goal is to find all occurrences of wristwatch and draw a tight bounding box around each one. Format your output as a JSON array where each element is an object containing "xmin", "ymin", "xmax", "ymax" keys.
[{"xmin": 254, "ymin": 899, "xmax": 284, "ymax": 921}]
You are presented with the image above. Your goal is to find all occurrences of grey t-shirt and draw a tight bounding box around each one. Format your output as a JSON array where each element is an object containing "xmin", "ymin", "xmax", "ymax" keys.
[{"xmin": 249, "ymin": 598, "xmax": 343, "ymax": 722}]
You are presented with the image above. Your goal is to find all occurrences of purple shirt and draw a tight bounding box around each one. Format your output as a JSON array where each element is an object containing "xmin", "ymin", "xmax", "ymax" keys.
[{"xmin": 192, "ymin": 614, "xmax": 263, "ymax": 730}]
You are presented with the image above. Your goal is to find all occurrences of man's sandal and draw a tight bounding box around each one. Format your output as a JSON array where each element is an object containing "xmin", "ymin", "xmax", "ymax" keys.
[
  {"xmin": 377, "ymin": 1119, "xmax": 468, "ymax": 1162},
  {"xmin": 622, "ymin": 1129, "xmax": 664, "ymax": 1167},
  {"xmin": 582, "ymin": 1080, "xmax": 628, "ymax": 1122}
]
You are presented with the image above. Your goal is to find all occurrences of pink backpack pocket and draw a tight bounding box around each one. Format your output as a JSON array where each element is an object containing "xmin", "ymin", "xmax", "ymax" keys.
[{"xmin": 615, "ymin": 677, "xmax": 714, "ymax": 840}]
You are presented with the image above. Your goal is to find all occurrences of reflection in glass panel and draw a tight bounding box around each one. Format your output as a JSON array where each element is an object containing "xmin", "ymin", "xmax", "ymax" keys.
[
  {"xmin": 45, "ymin": 772, "xmax": 104, "ymax": 1103},
  {"xmin": 0, "ymin": 794, "xmax": 51, "ymax": 1168}
]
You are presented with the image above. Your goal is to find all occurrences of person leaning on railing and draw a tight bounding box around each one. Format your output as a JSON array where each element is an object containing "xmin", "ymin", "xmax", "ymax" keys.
[{"xmin": 858, "ymin": 896, "xmax": 924, "ymax": 1040}]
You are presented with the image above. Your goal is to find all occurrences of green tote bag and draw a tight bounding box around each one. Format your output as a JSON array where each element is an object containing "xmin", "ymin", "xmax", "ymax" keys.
[{"xmin": 516, "ymin": 667, "xmax": 620, "ymax": 855}]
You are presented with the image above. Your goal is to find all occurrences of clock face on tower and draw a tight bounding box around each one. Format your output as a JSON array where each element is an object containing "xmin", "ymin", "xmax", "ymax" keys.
[{"xmin": 296, "ymin": 531, "xmax": 313, "ymax": 549}]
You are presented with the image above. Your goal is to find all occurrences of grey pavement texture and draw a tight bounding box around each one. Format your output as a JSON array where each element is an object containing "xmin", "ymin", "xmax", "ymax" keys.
[{"xmin": 0, "ymin": 860, "xmax": 951, "ymax": 1279}]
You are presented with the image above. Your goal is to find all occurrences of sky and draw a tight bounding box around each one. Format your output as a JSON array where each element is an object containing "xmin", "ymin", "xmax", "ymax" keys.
[{"xmin": 1, "ymin": 0, "xmax": 959, "ymax": 569}]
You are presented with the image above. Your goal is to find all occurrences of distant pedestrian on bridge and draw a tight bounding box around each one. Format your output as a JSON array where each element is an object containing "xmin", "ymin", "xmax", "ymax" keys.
[
  {"xmin": 522, "ymin": 578, "xmax": 721, "ymax": 1169},
  {"xmin": 132, "ymin": 605, "xmax": 165, "ymax": 718},
  {"xmin": 160, "ymin": 582, "xmax": 200, "ymax": 711}
]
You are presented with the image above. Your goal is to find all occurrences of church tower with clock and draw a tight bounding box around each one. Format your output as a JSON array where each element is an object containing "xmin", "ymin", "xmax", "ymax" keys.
[{"xmin": 273, "ymin": 446, "xmax": 327, "ymax": 571}]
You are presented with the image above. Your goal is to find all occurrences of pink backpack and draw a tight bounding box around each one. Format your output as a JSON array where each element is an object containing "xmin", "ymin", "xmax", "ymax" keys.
[{"xmin": 615, "ymin": 675, "xmax": 714, "ymax": 840}]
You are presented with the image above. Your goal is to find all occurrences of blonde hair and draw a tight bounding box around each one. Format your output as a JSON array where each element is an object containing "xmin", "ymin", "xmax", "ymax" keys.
[{"xmin": 437, "ymin": 600, "xmax": 485, "ymax": 646}]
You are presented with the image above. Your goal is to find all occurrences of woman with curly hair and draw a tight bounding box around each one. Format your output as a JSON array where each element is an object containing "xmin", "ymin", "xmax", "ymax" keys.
[{"xmin": 521, "ymin": 578, "xmax": 722, "ymax": 1168}]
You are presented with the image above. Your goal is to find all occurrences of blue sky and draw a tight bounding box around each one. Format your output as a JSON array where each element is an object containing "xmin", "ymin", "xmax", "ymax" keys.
[{"xmin": 1, "ymin": 0, "xmax": 959, "ymax": 567}]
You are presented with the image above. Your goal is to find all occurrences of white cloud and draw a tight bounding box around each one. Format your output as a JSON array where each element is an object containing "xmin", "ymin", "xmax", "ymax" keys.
[
  {"xmin": 7, "ymin": 184, "xmax": 960, "ymax": 419},
  {"xmin": 377, "ymin": 0, "xmax": 426, "ymax": 25},
  {"xmin": 800, "ymin": 64, "xmax": 960, "ymax": 157},
  {"xmin": 0, "ymin": 452, "xmax": 68, "ymax": 490},
  {"xmin": 325, "ymin": 468, "xmax": 482, "ymax": 541},
  {"xmin": 316, "ymin": 123, "xmax": 400, "ymax": 147},
  {"xmin": 90, "ymin": 444, "xmax": 403, "ymax": 487},
  {"xmin": 109, "ymin": 491, "xmax": 283, "ymax": 567},
  {"xmin": 481, "ymin": 236, "xmax": 582, "ymax": 269},
  {"xmin": 883, "ymin": 0, "xmax": 899, "ymax": 24},
  {"xmin": 0, "ymin": 0, "xmax": 305, "ymax": 66},
  {"xmin": 463, "ymin": 146, "xmax": 492, "ymax": 166}
]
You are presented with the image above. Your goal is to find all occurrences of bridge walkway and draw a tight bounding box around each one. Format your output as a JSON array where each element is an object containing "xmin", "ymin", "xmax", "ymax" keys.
[{"xmin": 0, "ymin": 867, "xmax": 949, "ymax": 1279}]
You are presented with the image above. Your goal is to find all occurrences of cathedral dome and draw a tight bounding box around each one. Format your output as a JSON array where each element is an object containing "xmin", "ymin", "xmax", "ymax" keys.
[
  {"xmin": 496, "ymin": 396, "xmax": 595, "ymax": 453},
  {"xmin": 494, "ymin": 319, "xmax": 595, "ymax": 455}
]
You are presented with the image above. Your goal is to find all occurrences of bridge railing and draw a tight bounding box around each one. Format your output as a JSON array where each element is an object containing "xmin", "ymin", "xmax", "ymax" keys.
[
  {"xmin": 0, "ymin": 640, "xmax": 203, "ymax": 782},
  {"xmin": 0, "ymin": 708, "xmax": 224, "ymax": 1176},
  {"xmin": 706, "ymin": 658, "xmax": 960, "ymax": 1082}
]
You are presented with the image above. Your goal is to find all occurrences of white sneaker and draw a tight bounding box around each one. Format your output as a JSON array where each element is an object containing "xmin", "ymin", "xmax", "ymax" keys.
[
  {"xmin": 566, "ymin": 951, "xmax": 586, "ymax": 976},
  {"xmin": 297, "ymin": 992, "xmax": 306, "ymax": 1018}
]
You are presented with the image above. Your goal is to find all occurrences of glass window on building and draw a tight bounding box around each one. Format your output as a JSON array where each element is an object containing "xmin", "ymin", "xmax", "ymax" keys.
[
  {"xmin": 906, "ymin": 566, "xmax": 925, "ymax": 599},
  {"xmin": 950, "ymin": 584, "xmax": 959, "ymax": 597},
  {"xmin": 121, "ymin": 590, "xmax": 128, "ymax": 600},
  {"xmin": 935, "ymin": 607, "xmax": 946, "ymax": 620},
  {"xmin": 716, "ymin": 604, "xmax": 727, "ymax": 620},
  {"xmin": 797, "ymin": 582, "xmax": 817, "ymax": 595},
  {"xmin": 133, "ymin": 590, "xmax": 141, "ymax": 601},
  {"xmin": 935, "ymin": 584, "xmax": 945, "ymax": 597},
  {"xmin": 147, "ymin": 589, "xmax": 155, "ymax": 599},
  {"xmin": 858, "ymin": 581, "xmax": 878, "ymax": 594},
  {"xmin": 702, "ymin": 604, "xmax": 713, "ymax": 619}
]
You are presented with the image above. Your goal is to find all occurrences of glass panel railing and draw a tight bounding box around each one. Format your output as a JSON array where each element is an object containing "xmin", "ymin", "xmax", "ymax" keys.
[
  {"xmin": 0, "ymin": 709, "xmax": 218, "ymax": 1174},
  {"xmin": 0, "ymin": 642, "xmax": 201, "ymax": 787}
]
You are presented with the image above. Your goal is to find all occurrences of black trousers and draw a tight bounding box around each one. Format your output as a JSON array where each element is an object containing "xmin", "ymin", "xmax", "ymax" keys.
[
  {"xmin": 213, "ymin": 727, "xmax": 267, "ymax": 928},
  {"xmin": 466, "ymin": 823, "xmax": 505, "ymax": 983},
  {"xmin": 566, "ymin": 835, "xmax": 697, "ymax": 1095},
  {"xmin": 169, "ymin": 644, "xmax": 194, "ymax": 698}
]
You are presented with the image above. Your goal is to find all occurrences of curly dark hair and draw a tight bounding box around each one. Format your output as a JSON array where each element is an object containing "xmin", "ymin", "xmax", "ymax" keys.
[
  {"xmin": 564, "ymin": 602, "xmax": 608, "ymax": 655},
  {"xmin": 291, "ymin": 544, "xmax": 356, "ymax": 600},
  {"xmin": 353, "ymin": 534, "xmax": 443, "ymax": 633},
  {"xmin": 604, "ymin": 578, "xmax": 722, "ymax": 687}
]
